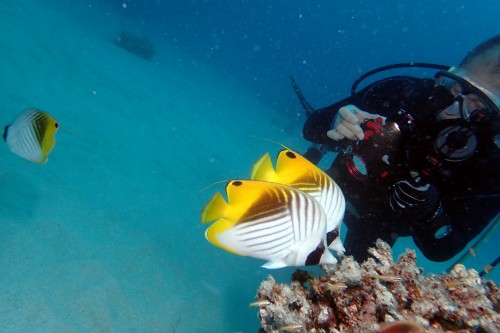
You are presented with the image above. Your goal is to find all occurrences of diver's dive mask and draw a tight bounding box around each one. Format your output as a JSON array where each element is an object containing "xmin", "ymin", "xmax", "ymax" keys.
[
  {"xmin": 431, "ymin": 70, "xmax": 500, "ymax": 123},
  {"xmin": 428, "ymin": 71, "xmax": 500, "ymax": 163}
]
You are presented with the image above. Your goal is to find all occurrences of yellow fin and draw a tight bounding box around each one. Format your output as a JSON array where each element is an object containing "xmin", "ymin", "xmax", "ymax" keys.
[
  {"xmin": 205, "ymin": 218, "xmax": 242, "ymax": 255},
  {"xmin": 250, "ymin": 153, "xmax": 278, "ymax": 182},
  {"xmin": 201, "ymin": 192, "xmax": 228, "ymax": 224},
  {"xmin": 37, "ymin": 111, "xmax": 59, "ymax": 162}
]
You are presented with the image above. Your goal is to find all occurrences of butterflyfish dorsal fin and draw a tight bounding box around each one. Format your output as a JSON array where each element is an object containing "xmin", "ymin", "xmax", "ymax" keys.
[
  {"xmin": 200, "ymin": 192, "xmax": 228, "ymax": 224},
  {"xmin": 250, "ymin": 153, "xmax": 278, "ymax": 182}
]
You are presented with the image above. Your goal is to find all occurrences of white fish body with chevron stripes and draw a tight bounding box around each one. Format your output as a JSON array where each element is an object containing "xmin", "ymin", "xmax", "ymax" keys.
[
  {"xmin": 251, "ymin": 148, "xmax": 346, "ymax": 256},
  {"xmin": 3, "ymin": 108, "xmax": 59, "ymax": 164},
  {"xmin": 201, "ymin": 179, "xmax": 337, "ymax": 269}
]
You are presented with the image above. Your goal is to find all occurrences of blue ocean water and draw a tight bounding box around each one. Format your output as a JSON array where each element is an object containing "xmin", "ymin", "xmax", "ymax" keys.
[{"xmin": 0, "ymin": 0, "xmax": 498, "ymax": 332}]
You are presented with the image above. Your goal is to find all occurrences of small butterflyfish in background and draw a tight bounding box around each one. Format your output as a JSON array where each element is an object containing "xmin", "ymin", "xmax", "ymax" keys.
[
  {"xmin": 251, "ymin": 147, "xmax": 346, "ymax": 255},
  {"xmin": 201, "ymin": 179, "xmax": 337, "ymax": 269},
  {"xmin": 3, "ymin": 108, "xmax": 59, "ymax": 164}
]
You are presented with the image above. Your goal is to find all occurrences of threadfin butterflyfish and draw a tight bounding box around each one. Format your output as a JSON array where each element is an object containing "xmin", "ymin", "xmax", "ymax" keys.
[
  {"xmin": 3, "ymin": 109, "xmax": 59, "ymax": 164},
  {"xmin": 251, "ymin": 148, "xmax": 346, "ymax": 255},
  {"xmin": 201, "ymin": 179, "xmax": 337, "ymax": 269}
]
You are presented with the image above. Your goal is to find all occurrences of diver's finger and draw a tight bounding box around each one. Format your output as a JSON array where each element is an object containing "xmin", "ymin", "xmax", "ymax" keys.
[
  {"xmin": 337, "ymin": 122, "xmax": 363, "ymax": 140},
  {"xmin": 327, "ymin": 129, "xmax": 344, "ymax": 141},
  {"xmin": 338, "ymin": 106, "xmax": 359, "ymax": 125},
  {"xmin": 341, "ymin": 121, "xmax": 365, "ymax": 140}
]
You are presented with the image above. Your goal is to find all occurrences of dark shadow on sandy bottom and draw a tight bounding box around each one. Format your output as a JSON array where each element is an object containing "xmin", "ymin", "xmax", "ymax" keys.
[{"xmin": 113, "ymin": 31, "xmax": 155, "ymax": 60}]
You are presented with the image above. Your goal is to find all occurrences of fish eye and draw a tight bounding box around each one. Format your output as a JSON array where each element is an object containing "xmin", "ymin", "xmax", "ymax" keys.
[
  {"xmin": 55, "ymin": 122, "xmax": 59, "ymax": 128},
  {"xmin": 286, "ymin": 151, "xmax": 296, "ymax": 159},
  {"xmin": 231, "ymin": 181, "xmax": 243, "ymax": 186}
]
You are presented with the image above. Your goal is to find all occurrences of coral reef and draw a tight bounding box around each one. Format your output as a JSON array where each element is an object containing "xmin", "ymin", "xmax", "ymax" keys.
[
  {"xmin": 113, "ymin": 31, "xmax": 155, "ymax": 60},
  {"xmin": 255, "ymin": 240, "xmax": 500, "ymax": 333}
]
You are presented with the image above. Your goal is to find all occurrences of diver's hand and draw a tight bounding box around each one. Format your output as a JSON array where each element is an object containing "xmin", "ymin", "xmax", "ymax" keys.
[
  {"xmin": 327, "ymin": 105, "xmax": 386, "ymax": 141},
  {"xmin": 389, "ymin": 176, "xmax": 441, "ymax": 221}
]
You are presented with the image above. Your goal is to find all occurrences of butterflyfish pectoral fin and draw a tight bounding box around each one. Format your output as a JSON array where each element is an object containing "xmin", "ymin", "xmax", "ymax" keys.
[
  {"xmin": 320, "ymin": 248, "xmax": 338, "ymax": 265},
  {"xmin": 250, "ymin": 153, "xmax": 278, "ymax": 181},
  {"xmin": 201, "ymin": 192, "xmax": 228, "ymax": 224},
  {"xmin": 205, "ymin": 218, "xmax": 243, "ymax": 255},
  {"xmin": 329, "ymin": 237, "xmax": 345, "ymax": 256}
]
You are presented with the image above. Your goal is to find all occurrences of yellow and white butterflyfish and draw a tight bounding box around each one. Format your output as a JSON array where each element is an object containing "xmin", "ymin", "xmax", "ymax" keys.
[
  {"xmin": 251, "ymin": 147, "xmax": 346, "ymax": 255},
  {"xmin": 201, "ymin": 179, "xmax": 337, "ymax": 269},
  {"xmin": 3, "ymin": 108, "xmax": 59, "ymax": 164}
]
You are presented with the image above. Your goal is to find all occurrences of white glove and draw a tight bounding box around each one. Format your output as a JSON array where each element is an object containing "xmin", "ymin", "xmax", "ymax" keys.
[{"xmin": 326, "ymin": 105, "xmax": 386, "ymax": 141}]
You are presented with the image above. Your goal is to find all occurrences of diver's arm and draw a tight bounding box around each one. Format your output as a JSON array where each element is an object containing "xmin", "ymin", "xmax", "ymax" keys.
[
  {"xmin": 413, "ymin": 151, "xmax": 500, "ymax": 262},
  {"xmin": 302, "ymin": 77, "xmax": 433, "ymax": 144},
  {"xmin": 389, "ymin": 176, "xmax": 464, "ymax": 261},
  {"xmin": 411, "ymin": 211, "xmax": 467, "ymax": 262},
  {"xmin": 302, "ymin": 98, "xmax": 351, "ymax": 143}
]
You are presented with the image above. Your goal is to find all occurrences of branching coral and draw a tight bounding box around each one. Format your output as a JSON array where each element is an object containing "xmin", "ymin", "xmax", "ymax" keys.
[{"xmin": 255, "ymin": 240, "xmax": 500, "ymax": 333}]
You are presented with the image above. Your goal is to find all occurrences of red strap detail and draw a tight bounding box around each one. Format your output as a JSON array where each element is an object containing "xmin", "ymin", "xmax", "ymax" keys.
[
  {"xmin": 364, "ymin": 130, "xmax": 374, "ymax": 140},
  {"xmin": 363, "ymin": 120, "xmax": 384, "ymax": 139}
]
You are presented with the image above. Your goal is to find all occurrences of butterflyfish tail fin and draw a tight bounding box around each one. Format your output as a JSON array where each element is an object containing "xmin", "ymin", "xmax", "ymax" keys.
[
  {"xmin": 251, "ymin": 153, "xmax": 278, "ymax": 181},
  {"xmin": 201, "ymin": 192, "xmax": 228, "ymax": 224}
]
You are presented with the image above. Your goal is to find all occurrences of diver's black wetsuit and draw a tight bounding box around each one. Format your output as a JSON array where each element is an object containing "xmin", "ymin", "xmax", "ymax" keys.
[{"xmin": 303, "ymin": 76, "xmax": 500, "ymax": 262}]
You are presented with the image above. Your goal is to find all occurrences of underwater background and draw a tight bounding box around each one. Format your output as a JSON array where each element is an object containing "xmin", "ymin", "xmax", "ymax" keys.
[{"xmin": 0, "ymin": 0, "xmax": 498, "ymax": 332}]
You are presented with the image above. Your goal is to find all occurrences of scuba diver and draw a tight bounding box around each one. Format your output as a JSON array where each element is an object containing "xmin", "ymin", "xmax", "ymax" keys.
[{"xmin": 295, "ymin": 35, "xmax": 500, "ymax": 266}]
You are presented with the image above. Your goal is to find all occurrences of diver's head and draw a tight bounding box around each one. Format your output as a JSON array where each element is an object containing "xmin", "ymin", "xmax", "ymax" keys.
[{"xmin": 433, "ymin": 35, "xmax": 500, "ymax": 122}]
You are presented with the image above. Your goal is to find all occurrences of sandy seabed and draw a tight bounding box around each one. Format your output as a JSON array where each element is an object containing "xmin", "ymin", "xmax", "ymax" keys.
[{"xmin": 0, "ymin": 1, "xmax": 307, "ymax": 331}]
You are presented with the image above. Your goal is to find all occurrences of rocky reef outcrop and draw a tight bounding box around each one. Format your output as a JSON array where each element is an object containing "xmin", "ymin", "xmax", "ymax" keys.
[{"xmin": 255, "ymin": 240, "xmax": 500, "ymax": 333}]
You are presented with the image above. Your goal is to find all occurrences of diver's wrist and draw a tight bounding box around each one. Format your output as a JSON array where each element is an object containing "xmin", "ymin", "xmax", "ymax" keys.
[{"xmin": 425, "ymin": 201, "xmax": 444, "ymax": 223}]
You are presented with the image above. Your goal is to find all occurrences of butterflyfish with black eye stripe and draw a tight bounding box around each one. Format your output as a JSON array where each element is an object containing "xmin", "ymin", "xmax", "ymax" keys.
[
  {"xmin": 3, "ymin": 109, "xmax": 59, "ymax": 164},
  {"xmin": 201, "ymin": 179, "xmax": 337, "ymax": 269},
  {"xmin": 251, "ymin": 148, "xmax": 346, "ymax": 255}
]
